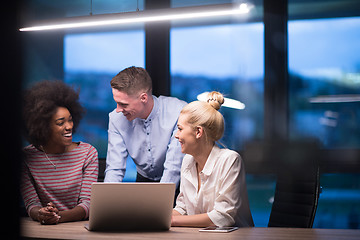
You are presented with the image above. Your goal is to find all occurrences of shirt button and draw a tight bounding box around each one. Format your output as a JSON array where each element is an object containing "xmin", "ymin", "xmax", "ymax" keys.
[
  {"xmin": 148, "ymin": 149, "xmax": 151, "ymax": 151},
  {"xmin": 147, "ymin": 133, "xmax": 149, "ymax": 135}
]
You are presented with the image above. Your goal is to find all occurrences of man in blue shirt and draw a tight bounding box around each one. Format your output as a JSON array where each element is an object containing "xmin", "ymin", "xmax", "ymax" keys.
[{"xmin": 104, "ymin": 66, "xmax": 186, "ymax": 188}]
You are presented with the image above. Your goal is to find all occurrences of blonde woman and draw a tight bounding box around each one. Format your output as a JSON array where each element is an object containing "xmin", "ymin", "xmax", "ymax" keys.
[{"xmin": 172, "ymin": 91, "xmax": 254, "ymax": 228}]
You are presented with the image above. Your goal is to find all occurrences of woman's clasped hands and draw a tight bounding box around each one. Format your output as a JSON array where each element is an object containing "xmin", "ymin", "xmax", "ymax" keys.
[{"xmin": 37, "ymin": 202, "xmax": 61, "ymax": 225}]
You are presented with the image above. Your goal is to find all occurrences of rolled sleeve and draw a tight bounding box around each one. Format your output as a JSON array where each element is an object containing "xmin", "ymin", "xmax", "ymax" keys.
[
  {"xmin": 173, "ymin": 190, "xmax": 187, "ymax": 215},
  {"xmin": 174, "ymin": 206, "xmax": 187, "ymax": 216},
  {"xmin": 160, "ymin": 124, "xmax": 184, "ymax": 186},
  {"xmin": 208, "ymin": 209, "xmax": 235, "ymax": 227},
  {"xmin": 208, "ymin": 154, "xmax": 242, "ymax": 227}
]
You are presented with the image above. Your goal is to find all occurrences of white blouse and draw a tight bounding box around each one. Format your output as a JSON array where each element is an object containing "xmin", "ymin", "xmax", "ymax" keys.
[{"xmin": 174, "ymin": 145, "xmax": 254, "ymax": 227}]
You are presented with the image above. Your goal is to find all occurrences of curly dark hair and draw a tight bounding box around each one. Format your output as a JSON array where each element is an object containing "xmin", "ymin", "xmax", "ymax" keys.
[{"xmin": 22, "ymin": 80, "xmax": 85, "ymax": 147}]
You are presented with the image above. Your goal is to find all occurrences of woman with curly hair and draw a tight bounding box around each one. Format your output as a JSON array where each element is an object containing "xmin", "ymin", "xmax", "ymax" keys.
[{"xmin": 21, "ymin": 80, "xmax": 98, "ymax": 225}]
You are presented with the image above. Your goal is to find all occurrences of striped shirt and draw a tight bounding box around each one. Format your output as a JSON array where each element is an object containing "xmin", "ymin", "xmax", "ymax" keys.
[{"xmin": 20, "ymin": 142, "xmax": 98, "ymax": 219}]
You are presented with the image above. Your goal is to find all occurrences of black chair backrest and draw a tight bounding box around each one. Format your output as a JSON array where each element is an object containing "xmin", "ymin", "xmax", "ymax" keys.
[{"xmin": 267, "ymin": 140, "xmax": 320, "ymax": 228}]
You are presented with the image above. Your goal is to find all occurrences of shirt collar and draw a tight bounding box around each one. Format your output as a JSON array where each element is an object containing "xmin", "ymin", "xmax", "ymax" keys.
[
  {"xmin": 182, "ymin": 156, "xmax": 197, "ymax": 185},
  {"xmin": 201, "ymin": 145, "xmax": 221, "ymax": 176},
  {"xmin": 181, "ymin": 145, "xmax": 221, "ymax": 188},
  {"xmin": 140, "ymin": 95, "xmax": 158, "ymax": 123}
]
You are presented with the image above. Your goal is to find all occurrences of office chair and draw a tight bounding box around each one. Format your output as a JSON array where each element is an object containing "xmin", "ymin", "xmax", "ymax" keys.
[{"xmin": 267, "ymin": 140, "xmax": 321, "ymax": 228}]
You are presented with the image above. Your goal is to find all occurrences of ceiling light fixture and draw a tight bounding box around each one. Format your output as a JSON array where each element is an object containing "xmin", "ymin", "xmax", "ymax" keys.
[
  {"xmin": 197, "ymin": 92, "xmax": 246, "ymax": 110},
  {"xmin": 19, "ymin": 3, "xmax": 252, "ymax": 32}
]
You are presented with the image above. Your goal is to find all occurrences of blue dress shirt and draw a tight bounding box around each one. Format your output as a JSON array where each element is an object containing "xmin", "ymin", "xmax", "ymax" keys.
[{"xmin": 104, "ymin": 95, "xmax": 186, "ymax": 186}]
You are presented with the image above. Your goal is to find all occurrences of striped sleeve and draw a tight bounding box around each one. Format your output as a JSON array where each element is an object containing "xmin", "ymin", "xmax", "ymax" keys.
[
  {"xmin": 20, "ymin": 143, "xmax": 99, "ymax": 220},
  {"xmin": 20, "ymin": 160, "xmax": 43, "ymax": 216},
  {"xmin": 77, "ymin": 144, "xmax": 98, "ymax": 219}
]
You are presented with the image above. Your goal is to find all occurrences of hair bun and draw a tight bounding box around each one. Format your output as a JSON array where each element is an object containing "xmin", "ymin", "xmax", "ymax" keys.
[{"xmin": 206, "ymin": 91, "xmax": 224, "ymax": 110}]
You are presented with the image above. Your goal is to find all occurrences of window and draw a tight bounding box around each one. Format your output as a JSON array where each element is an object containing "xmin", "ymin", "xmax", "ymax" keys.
[
  {"xmin": 289, "ymin": 17, "xmax": 360, "ymax": 229},
  {"xmin": 171, "ymin": 23, "xmax": 264, "ymax": 151},
  {"xmin": 314, "ymin": 174, "xmax": 360, "ymax": 229},
  {"xmin": 171, "ymin": 21, "xmax": 267, "ymax": 225},
  {"xmin": 289, "ymin": 17, "xmax": 360, "ymax": 149},
  {"xmin": 64, "ymin": 30, "xmax": 145, "ymax": 180}
]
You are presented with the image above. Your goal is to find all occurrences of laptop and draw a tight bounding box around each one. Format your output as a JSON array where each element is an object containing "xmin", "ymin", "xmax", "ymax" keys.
[{"xmin": 84, "ymin": 182, "xmax": 175, "ymax": 231}]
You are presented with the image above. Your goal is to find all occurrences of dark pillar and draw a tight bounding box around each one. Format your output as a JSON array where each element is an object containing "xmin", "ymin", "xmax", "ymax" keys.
[
  {"xmin": 264, "ymin": 0, "xmax": 288, "ymax": 140},
  {"xmin": 1, "ymin": 1, "xmax": 23, "ymax": 238},
  {"xmin": 145, "ymin": 0, "xmax": 171, "ymax": 96}
]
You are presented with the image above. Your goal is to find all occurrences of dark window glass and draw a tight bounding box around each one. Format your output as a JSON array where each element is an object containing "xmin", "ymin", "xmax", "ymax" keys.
[
  {"xmin": 64, "ymin": 30, "xmax": 144, "ymax": 181},
  {"xmin": 171, "ymin": 23, "xmax": 264, "ymax": 151},
  {"xmin": 314, "ymin": 174, "xmax": 360, "ymax": 229},
  {"xmin": 289, "ymin": 17, "xmax": 360, "ymax": 229},
  {"xmin": 171, "ymin": 22, "xmax": 266, "ymax": 225},
  {"xmin": 289, "ymin": 17, "xmax": 360, "ymax": 149}
]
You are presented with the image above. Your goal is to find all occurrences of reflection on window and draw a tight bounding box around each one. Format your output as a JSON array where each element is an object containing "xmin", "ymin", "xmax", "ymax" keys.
[
  {"xmin": 171, "ymin": 23, "xmax": 264, "ymax": 151},
  {"xmin": 314, "ymin": 174, "xmax": 360, "ymax": 229},
  {"xmin": 289, "ymin": 17, "xmax": 360, "ymax": 149},
  {"xmin": 64, "ymin": 30, "xmax": 145, "ymax": 180},
  {"xmin": 171, "ymin": 22, "xmax": 265, "ymax": 225},
  {"xmin": 289, "ymin": 17, "xmax": 360, "ymax": 229}
]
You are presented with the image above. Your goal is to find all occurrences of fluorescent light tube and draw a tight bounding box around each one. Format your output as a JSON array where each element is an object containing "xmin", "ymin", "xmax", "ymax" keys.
[
  {"xmin": 309, "ymin": 95, "xmax": 360, "ymax": 103},
  {"xmin": 19, "ymin": 3, "xmax": 251, "ymax": 32}
]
